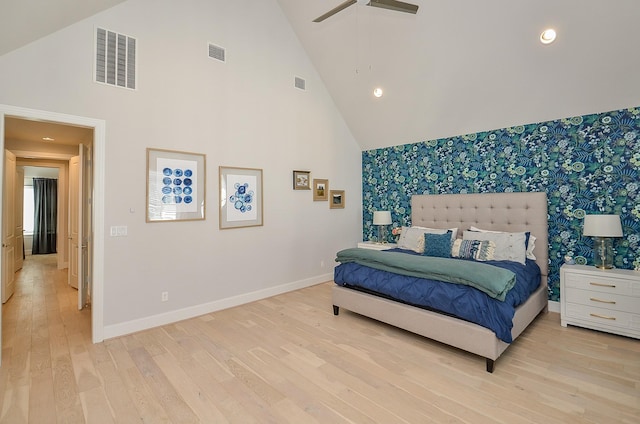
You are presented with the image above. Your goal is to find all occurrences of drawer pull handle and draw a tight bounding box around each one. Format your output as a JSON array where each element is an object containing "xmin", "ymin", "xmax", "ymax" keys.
[
  {"xmin": 590, "ymin": 313, "xmax": 616, "ymax": 320},
  {"xmin": 590, "ymin": 282, "xmax": 616, "ymax": 288},
  {"xmin": 589, "ymin": 297, "xmax": 616, "ymax": 304}
]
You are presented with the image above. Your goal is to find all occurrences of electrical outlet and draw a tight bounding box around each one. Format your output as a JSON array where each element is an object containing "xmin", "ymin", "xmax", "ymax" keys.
[
  {"xmin": 320, "ymin": 260, "xmax": 325, "ymax": 268},
  {"xmin": 161, "ymin": 291, "xmax": 169, "ymax": 302}
]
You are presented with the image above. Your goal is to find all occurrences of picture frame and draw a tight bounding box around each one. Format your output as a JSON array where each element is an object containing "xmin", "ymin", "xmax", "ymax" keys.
[
  {"xmin": 293, "ymin": 170, "xmax": 311, "ymax": 190},
  {"xmin": 330, "ymin": 190, "xmax": 345, "ymax": 209},
  {"xmin": 313, "ymin": 178, "xmax": 328, "ymax": 201},
  {"xmin": 219, "ymin": 166, "xmax": 263, "ymax": 229},
  {"xmin": 146, "ymin": 148, "xmax": 205, "ymax": 222}
]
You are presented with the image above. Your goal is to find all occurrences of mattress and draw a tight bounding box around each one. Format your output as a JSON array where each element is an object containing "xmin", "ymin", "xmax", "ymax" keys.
[{"xmin": 333, "ymin": 249, "xmax": 541, "ymax": 343}]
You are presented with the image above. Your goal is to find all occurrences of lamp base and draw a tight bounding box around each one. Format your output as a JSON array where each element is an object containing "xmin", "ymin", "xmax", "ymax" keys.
[
  {"xmin": 377, "ymin": 226, "xmax": 388, "ymax": 244},
  {"xmin": 593, "ymin": 237, "xmax": 614, "ymax": 269}
]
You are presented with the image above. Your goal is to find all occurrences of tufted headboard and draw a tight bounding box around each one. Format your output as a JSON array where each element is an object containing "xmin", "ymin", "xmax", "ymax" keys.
[{"xmin": 411, "ymin": 192, "xmax": 549, "ymax": 283}]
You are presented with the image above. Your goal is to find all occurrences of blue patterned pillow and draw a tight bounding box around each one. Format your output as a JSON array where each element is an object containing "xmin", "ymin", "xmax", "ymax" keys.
[
  {"xmin": 451, "ymin": 239, "xmax": 495, "ymax": 261},
  {"xmin": 423, "ymin": 232, "xmax": 452, "ymax": 258}
]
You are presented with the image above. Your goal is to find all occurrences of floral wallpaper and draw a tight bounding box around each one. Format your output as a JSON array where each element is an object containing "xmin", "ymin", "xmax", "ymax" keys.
[{"xmin": 362, "ymin": 106, "xmax": 640, "ymax": 301}]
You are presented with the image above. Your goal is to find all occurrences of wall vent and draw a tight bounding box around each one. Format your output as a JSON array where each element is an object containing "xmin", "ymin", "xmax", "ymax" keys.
[
  {"xmin": 95, "ymin": 27, "xmax": 136, "ymax": 90},
  {"xmin": 294, "ymin": 76, "xmax": 306, "ymax": 91},
  {"xmin": 208, "ymin": 43, "xmax": 226, "ymax": 62}
]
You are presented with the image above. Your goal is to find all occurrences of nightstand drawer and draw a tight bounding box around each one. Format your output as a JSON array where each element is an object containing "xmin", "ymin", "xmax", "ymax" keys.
[
  {"xmin": 565, "ymin": 303, "xmax": 640, "ymax": 332},
  {"xmin": 563, "ymin": 288, "xmax": 637, "ymax": 313},
  {"xmin": 564, "ymin": 273, "xmax": 640, "ymax": 297}
]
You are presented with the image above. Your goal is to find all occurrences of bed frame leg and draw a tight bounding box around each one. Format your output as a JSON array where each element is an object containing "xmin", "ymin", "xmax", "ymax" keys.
[
  {"xmin": 486, "ymin": 359, "xmax": 495, "ymax": 373},
  {"xmin": 333, "ymin": 305, "xmax": 339, "ymax": 315}
]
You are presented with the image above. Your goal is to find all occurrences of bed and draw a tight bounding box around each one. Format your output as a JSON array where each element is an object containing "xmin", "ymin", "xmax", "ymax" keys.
[{"xmin": 332, "ymin": 192, "xmax": 549, "ymax": 372}]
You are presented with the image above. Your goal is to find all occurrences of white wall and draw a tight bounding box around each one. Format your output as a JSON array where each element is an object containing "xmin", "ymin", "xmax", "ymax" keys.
[{"xmin": 0, "ymin": 0, "xmax": 362, "ymax": 334}]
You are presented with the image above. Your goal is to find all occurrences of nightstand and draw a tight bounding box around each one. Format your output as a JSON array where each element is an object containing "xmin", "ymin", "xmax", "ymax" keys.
[
  {"xmin": 560, "ymin": 264, "xmax": 640, "ymax": 339},
  {"xmin": 357, "ymin": 241, "xmax": 398, "ymax": 251}
]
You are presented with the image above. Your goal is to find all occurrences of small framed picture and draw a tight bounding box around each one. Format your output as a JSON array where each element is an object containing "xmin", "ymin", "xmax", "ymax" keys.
[
  {"xmin": 330, "ymin": 190, "xmax": 345, "ymax": 209},
  {"xmin": 313, "ymin": 179, "xmax": 328, "ymax": 201},
  {"xmin": 293, "ymin": 170, "xmax": 311, "ymax": 190}
]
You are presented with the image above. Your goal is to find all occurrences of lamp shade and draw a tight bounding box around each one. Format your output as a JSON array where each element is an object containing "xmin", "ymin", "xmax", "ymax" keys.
[
  {"xmin": 583, "ymin": 214, "xmax": 623, "ymax": 237},
  {"xmin": 373, "ymin": 210, "xmax": 392, "ymax": 225}
]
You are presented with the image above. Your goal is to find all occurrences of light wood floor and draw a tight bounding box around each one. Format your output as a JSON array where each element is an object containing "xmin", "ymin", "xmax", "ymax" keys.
[{"xmin": 1, "ymin": 255, "xmax": 638, "ymax": 423}]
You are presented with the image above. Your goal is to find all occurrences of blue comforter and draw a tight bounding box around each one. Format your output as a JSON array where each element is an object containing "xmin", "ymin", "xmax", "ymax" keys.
[{"xmin": 333, "ymin": 248, "xmax": 541, "ymax": 343}]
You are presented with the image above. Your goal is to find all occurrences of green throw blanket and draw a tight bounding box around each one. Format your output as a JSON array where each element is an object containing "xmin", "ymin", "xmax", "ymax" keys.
[{"xmin": 335, "ymin": 248, "xmax": 516, "ymax": 301}]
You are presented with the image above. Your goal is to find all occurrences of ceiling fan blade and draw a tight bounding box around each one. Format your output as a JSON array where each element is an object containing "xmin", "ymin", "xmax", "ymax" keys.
[
  {"xmin": 368, "ymin": 0, "xmax": 419, "ymax": 15},
  {"xmin": 313, "ymin": 0, "xmax": 358, "ymax": 23}
]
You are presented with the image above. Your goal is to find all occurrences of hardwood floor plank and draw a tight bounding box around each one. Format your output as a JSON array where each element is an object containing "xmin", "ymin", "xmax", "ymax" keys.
[
  {"xmin": 153, "ymin": 352, "xmax": 228, "ymax": 423},
  {"xmin": 93, "ymin": 361, "xmax": 142, "ymax": 424},
  {"xmin": 128, "ymin": 346, "xmax": 199, "ymax": 423},
  {"xmin": 28, "ymin": 372, "xmax": 57, "ymax": 424},
  {"xmin": 0, "ymin": 383, "xmax": 29, "ymax": 423},
  {"xmin": 120, "ymin": 366, "xmax": 172, "ymax": 424},
  {"xmin": 78, "ymin": 386, "xmax": 115, "ymax": 424}
]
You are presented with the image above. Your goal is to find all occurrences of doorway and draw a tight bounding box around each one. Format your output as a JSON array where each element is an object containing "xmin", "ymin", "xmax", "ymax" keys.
[{"xmin": 0, "ymin": 106, "xmax": 106, "ymax": 367}]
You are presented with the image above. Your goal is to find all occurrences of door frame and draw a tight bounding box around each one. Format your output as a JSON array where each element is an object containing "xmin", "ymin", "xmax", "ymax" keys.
[{"xmin": 0, "ymin": 104, "xmax": 105, "ymax": 348}]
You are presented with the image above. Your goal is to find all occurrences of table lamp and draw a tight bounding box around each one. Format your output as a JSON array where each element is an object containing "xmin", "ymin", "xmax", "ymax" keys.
[
  {"xmin": 583, "ymin": 214, "xmax": 623, "ymax": 269},
  {"xmin": 373, "ymin": 211, "xmax": 392, "ymax": 244}
]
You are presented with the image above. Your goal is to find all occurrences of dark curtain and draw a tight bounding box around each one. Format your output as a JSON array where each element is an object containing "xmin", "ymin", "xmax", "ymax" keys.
[{"xmin": 32, "ymin": 178, "xmax": 57, "ymax": 255}]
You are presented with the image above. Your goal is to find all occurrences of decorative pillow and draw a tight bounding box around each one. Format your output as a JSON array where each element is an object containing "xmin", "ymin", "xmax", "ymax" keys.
[
  {"xmin": 526, "ymin": 235, "xmax": 537, "ymax": 260},
  {"xmin": 469, "ymin": 226, "xmax": 536, "ymax": 260},
  {"xmin": 397, "ymin": 226, "xmax": 450, "ymax": 253},
  {"xmin": 423, "ymin": 232, "xmax": 452, "ymax": 258},
  {"xmin": 451, "ymin": 239, "xmax": 496, "ymax": 261},
  {"xmin": 463, "ymin": 230, "xmax": 527, "ymax": 264}
]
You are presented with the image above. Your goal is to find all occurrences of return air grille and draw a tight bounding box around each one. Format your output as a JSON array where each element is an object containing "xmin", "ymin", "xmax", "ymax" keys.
[
  {"xmin": 95, "ymin": 27, "xmax": 136, "ymax": 89},
  {"xmin": 208, "ymin": 43, "xmax": 226, "ymax": 62},
  {"xmin": 294, "ymin": 76, "xmax": 306, "ymax": 91}
]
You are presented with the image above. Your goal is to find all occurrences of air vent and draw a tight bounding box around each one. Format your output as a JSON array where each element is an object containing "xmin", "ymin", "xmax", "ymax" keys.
[
  {"xmin": 95, "ymin": 28, "xmax": 136, "ymax": 89},
  {"xmin": 208, "ymin": 43, "xmax": 226, "ymax": 62},
  {"xmin": 294, "ymin": 76, "xmax": 306, "ymax": 91}
]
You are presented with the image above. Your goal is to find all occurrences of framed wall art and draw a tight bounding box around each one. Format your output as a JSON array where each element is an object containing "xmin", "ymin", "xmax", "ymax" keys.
[
  {"xmin": 219, "ymin": 166, "xmax": 263, "ymax": 229},
  {"xmin": 293, "ymin": 170, "xmax": 311, "ymax": 190},
  {"xmin": 330, "ymin": 190, "xmax": 345, "ymax": 209},
  {"xmin": 313, "ymin": 178, "xmax": 328, "ymax": 201},
  {"xmin": 146, "ymin": 148, "xmax": 205, "ymax": 222}
]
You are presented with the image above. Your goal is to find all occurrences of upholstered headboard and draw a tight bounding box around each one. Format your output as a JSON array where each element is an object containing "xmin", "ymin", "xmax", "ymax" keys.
[{"xmin": 411, "ymin": 192, "xmax": 549, "ymax": 283}]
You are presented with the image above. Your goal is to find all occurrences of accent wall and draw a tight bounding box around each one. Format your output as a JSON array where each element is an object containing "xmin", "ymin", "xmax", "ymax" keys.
[{"xmin": 362, "ymin": 106, "xmax": 640, "ymax": 301}]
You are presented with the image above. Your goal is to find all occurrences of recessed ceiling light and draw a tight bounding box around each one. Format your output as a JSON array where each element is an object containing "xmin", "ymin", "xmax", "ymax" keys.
[
  {"xmin": 42, "ymin": 137, "xmax": 55, "ymax": 141},
  {"xmin": 540, "ymin": 28, "xmax": 556, "ymax": 44},
  {"xmin": 373, "ymin": 87, "xmax": 383, "ymax": 98}
]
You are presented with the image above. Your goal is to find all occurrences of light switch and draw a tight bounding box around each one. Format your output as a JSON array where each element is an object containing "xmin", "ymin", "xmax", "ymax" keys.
[{"xmin": 110, "ymin": 226, "xmax": 128, "ymax": 237}]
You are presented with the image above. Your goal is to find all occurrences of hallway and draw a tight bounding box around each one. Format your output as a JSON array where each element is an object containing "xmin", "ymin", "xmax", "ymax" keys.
[{"xmin": 0, "ymin": 254, "xmax": 90, "ymax": 422}]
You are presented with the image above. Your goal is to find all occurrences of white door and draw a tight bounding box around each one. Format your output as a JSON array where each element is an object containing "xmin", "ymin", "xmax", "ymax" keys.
[
  {"xmin": 69, "ymin": 155, "xmax": 79, "ymax": 291},
  {"xmin": 14, "ymin": 166, "xmax": 24, "ymax": 272},
  {"xmin": 80, "ymin": 144, "xmax": 91, "ymax": 309},
  {"xmin": 69, "ymin": 145, "xmax": 89, "ymax": 310},
  {"xmin": 2, "ymin": 150, "xmax": 16, "ymax": 303}
]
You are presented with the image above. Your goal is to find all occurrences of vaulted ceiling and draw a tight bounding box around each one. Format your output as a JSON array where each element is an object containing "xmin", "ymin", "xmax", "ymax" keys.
[{"xmin": 2, "ymin": 0, "xmax": 639, "ymax": 150}]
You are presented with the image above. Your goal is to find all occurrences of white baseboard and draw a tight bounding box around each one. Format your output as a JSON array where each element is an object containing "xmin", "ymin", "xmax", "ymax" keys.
[
  {"xmin": 547, "ymin": 300, "xmax": 560, "ymax": 313},
  {"xmin": 103, "ymin": 272, "xmax": 334, "ymax": 340}
]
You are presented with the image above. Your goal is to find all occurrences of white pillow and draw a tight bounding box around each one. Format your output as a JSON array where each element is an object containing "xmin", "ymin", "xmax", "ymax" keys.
[
  {"xmin": 463, "ymin": 230, "xmax": 527, "ymax": 265},
  {"xmin": 414, "ymin": 225, "xmax": 459, "ymax": 240},
  {"xmin": 469, "ymin": 226, "xmax": 536, "ymax": 260},
  {"xmin": 397, "ymin": 226, "xmax": 454, "ymax": 253}
]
